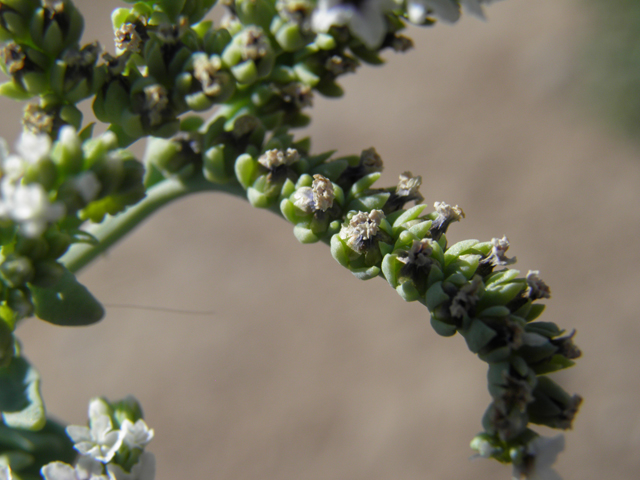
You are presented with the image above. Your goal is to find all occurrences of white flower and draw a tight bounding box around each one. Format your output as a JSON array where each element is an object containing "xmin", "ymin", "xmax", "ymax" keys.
[
  {"xmin": 73, "ymin": 171, "xmax": 101, "ymax": 203},
  {"xmin": 15, "ymin": 130, "xmax": 51, "ymax": 165},
  {"xmin": 106, "ymin": 452, "xmax": 155, "ymax": 480},
  {"xmin": 0, "ymin": 183, "xmax": 65, "ymax": 237},
  {"xmin": 121, "ymin": 419, "xmax": 154, "ymax": 450},
  {"xmin": 0, "ymin": 465, "xmax": 12, "ymax": 480},
  {"xmin": 311, "ymin": 0, "xmax": 395, "ymax": 50},
  {"xmin": 406, "ymin": 0, "xmax": 460, "ymax": 25},
  {"xmin": 66, "ymin": 415, "xmax": 124, "ymax": 463},
  {"xmin": 41, "ymin": 457, "xmax": 108, "ymax": 480},
  {"xmin": 512, "ymin": 435, "xmax": 565, "ymax": 480}
]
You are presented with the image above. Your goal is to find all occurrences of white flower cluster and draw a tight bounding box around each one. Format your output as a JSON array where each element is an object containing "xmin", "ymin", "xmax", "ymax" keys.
[
  {"xmin": 0, "ymin": 132, "xmax": 65, "ymax": 237},
  {"xmin": 312, "ymin": 0, "xmax": 504, "ymax": 49},
  {"xmin": 39, "ymin": 398, "xmax": 155, "ymax": 480}
]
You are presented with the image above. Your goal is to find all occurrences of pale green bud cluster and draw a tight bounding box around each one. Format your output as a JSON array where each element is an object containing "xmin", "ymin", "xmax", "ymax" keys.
[{"xmin": 0, "ymin": 0, "xmax": 577, "ymax": 478}]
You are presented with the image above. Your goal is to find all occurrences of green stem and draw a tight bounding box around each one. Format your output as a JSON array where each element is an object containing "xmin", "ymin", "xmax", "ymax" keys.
[{"xmin": 61, "ymin": 175, "xmax": 246, "ymax": 274}]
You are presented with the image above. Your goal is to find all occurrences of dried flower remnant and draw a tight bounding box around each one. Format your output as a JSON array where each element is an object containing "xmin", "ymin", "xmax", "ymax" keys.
[
  {"xmin": 489, "ymin": 236, "xmax": 516, "ymax": 266},
  {"xmin": 495, "ymin": 370, "xmax": 535, "ymax": 414},
  {"xmin": 115, "ymin": 23, "xmax": 146, "ymax": 54},
  {"xmin": 386, "ymin": 171, "xmax": 424, "ymax": 211},
  {"xmin": 390, "ymin": 34, "xmax": 414, "ymax": 52},
  {"xmin": 525, "ymin": 270, "xmax": 551, "ymax": 300},
  {"xmin": 192, "ymin": 54, "xmax": 226, "ymax": 97},
  {"xmin": 361, "ymin": 147, "xmax": 383, "ymax": 173},
  {"xmin": 143, "ymin": 84, "xmax": 169, "ymax": 127},
  {"xmin": 449, "ymin": 275, "xmax": 481, "ymax": 318},
  {"xmin": 23, "ymin": 103, "xmax": 55, "ymax": 135},
  {"xmin": 1, "ymin": 42, "xmax": 26, "ymax": 75},
  {"xmin": 280, "ymin": 82, "xmax": 313, "ymax": 109},
  {"xmin": 551, "ymin": 330, "xmax": 582, "ymax": 360},
  {"xmin": 258, "ymin": 148, "xmax": 300, "ymax": 170},
  {"xmin": 293, "ymin": 174, "xmax": 335, "ymax": 213},
  {"xmin": 430, "ymin": 201, "xmax": 464, "ymax": 240},
  {"xmin": 239, "ymin": 27, "xmax": 270, "ymax": 61},
  {"xmin": 325, "ymin": 54, "xmax": 358, "ymax": 76},
  {"xmin": 277, "ymin": 0, "xmax": 314, "ymax": 29},
  {"xmin": 340, "ymin": 209, "xmax": 385, "ymax": 252},
  {"xmin": 398, "ymin": 238, "xmax": 433, "ymax": 269}
]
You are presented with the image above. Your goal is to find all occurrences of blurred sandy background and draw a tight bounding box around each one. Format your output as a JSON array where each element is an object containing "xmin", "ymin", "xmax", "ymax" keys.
[{"xmin": 4, "ymin": 0, "xmax": 640, "ymax": 478}]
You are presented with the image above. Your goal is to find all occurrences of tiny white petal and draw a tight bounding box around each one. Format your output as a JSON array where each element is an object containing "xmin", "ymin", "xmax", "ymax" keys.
[
  {"xmin": 0, "ymin": 465, "xmax": 12, "ymax": 480},
  {"xmin": 121, "ymin": 419, "xmax": 154, "ymax": 449},
  {"xmin": 66, "ymin": 425, "xmax": 92, "ymax": 444},
  {"xmin": 16, "ymin": 131, "xmax": 51, "ymax": 164},
  {"xmin": 74, "ymin": 171, "xmax": 101, "ymax": 203},
  {"xmin": 88, "ymin": 398, "xmax": 111, "ymax": 421},
  {"xmin": 42, "ymin": 462, "xmax": 79, "ymax": 480}
]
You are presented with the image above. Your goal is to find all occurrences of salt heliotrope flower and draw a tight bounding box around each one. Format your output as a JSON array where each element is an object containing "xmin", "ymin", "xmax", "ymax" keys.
[
  {"xmin": 121, "ymin": 419, "xmax": 154, "ymax": 450},
  {"xmin": 66, "ymin": 414, "xmax": 124, "ymax": 463},
  {"xmin": 512, "ymin": 434, "xmax": 565, "ymax": 480},
  {"xmin": 0, "ymin": 132, "xmax": 65, "ymax": 237},
  {"xmin": 41, "ymin": 456, "xmax": 108, "ymax": 480},
  {"xmin": 525, "ymin": 270, "xmax": 551, "ymax": 300},
  {"xmin": 311, "ymin": 0, "xmax": 396, "ymax": 49},
  {"xmin": 405, "ymin": 0, "xmax": 461, "ymax": 25}
]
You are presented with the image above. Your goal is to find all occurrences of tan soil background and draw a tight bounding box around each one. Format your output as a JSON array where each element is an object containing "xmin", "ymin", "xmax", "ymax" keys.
[{"xmin": 4, "ymin": 0, "xmax": 640, "ymax": 479}]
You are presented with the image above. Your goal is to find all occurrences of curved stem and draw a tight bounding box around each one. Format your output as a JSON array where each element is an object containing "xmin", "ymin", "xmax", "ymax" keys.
[{"xmin": 61, "ymin": 175, "xmax": 247, "ymax": 274}]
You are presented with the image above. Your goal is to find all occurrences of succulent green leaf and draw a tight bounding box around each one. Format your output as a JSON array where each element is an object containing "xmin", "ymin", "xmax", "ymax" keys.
[
  {"xmin": 0, "ymin": 357, "xmax": 45, "ymax": 430},
  {"xmin": 531, "ymin": 355, "xmax": 576, "ymax": 375},
  {"xmin": 425, "ymin": 281, "xmax": 449, "ymax": 310},
  {"xmin": 463, "ymin": 319, "xmax": 497, "ymax": 353},
  {"xmin": 430, "ymin": 316, "xmax": 457, "ymax": 337},
  {"xmin": 31, "ymin": 269, "xmax": 104, "ymax": 326}
]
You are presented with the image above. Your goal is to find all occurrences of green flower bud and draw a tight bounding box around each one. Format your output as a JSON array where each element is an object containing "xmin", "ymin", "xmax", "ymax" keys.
[
  {"xmin": 112, "ymin": 395, "xmax": 144, "ymax": 426},
  {"xmin": 0, "ymin": 0, "xmax": 39, "ymax": 42},
  {"xmin": 203, "ymin": 144, "xmax": 234, "ymax": 183},
  {"xmin": 7, "ymin": 287, "xmax": 34, "ymax": 319},
  {"xmin": 29, "ymin": 0, "xmax": 84, "ymax": 58},
  {"xmin": 180, "ymin": 53, "xmax": 235, "ymax": 110},
  {"xmin": 235, "ymin": 0, "xmax": 277, "ymax": 31},
  {"xmin": 1, "ymin": 254, "xmax": 35, "ymax": 288},
  {"xmin": 270, "ymin": 0, "xmax": 315, "ymax": 51}
]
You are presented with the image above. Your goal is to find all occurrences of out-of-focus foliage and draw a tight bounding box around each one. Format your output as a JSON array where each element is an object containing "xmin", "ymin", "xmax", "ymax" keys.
[{"xmin": 584, "ymin": 0, "xmax": 640, "ymax": 138}]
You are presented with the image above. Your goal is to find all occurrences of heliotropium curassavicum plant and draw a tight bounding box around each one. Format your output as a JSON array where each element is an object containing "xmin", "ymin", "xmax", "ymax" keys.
[{"xmin": 0, "ymin": 0, "xmax": 581, "ymax": 478}]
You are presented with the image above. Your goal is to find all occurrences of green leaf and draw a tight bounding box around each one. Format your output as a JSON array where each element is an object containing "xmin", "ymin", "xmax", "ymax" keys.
[
  {"xmin": 30, "ymin": 269, "xmax": 104, "ymax": 326},
  {"xmin": 0, "ymin": 357, "xmax": 45, "ymax": 430}
]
